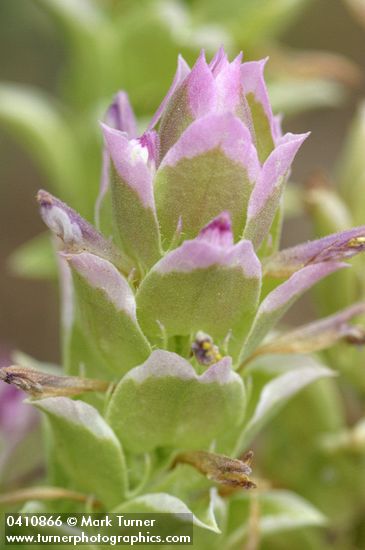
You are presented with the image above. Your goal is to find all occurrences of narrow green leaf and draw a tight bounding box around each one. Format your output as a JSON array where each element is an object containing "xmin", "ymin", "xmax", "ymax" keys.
[
  {"xmin": 237, "ymin": 356, "xmax": 335, "ymax": 449},
  {"xmin": 227, "ymin": 489, "xmax": 326, "ymax": 546}
]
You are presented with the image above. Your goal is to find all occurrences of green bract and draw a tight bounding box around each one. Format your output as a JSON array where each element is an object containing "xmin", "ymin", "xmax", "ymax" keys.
[{"xmin": 106, "ymin": 351, "xmax": 245, "ymax": 452}]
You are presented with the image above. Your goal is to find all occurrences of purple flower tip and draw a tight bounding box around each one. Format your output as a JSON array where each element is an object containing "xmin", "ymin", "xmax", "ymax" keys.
[
  {"xmin": 37, "ymin": 189, "xmax": 84, "ymax": 246},
  {"xmin": 198, "ymin": 213, "xmax": 233, "ymax": 248},
  {"xmin": 37, "ymin": 189, "xmax": 53, "ymax": 209},
  {"xmin": 105, "ymin": 91, "xmax": 138, "ymax": 138},
  {"xmin": 138, "ymin": 130, "xmax": 160, "ymax": 167}
]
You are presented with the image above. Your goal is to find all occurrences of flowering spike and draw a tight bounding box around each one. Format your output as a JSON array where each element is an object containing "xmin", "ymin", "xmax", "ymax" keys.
[{"xmin": 19, "ymin": 48, "xmax": 365, "ymax": 528}]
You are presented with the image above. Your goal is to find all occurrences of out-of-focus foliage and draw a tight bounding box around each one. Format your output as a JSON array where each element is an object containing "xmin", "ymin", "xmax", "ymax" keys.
[{"xmin": 304, "ymin": 100, "xmax": 365, "ymax": 387}]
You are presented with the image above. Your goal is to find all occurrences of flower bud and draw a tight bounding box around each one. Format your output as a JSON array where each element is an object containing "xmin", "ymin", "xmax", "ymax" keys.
[{"xmin": 37, "ymin": 190, "xmax": 132, "ymax": 275}]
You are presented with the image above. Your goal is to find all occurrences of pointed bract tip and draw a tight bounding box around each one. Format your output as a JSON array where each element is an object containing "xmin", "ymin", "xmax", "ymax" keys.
[
  {"xmin": 104, "ymin": 90, "xmax": 138, "ymax": 138},
  {"xmin": 177, "ymin": 53, "xmax": 190, "ymax": 71},
  {"xmin": 192, "ymin": 49, "xmax": 208, "ymax": 71},
  {"xmin": 209, "ymin": 46, "xmax": 228, "ymax": 69},
  {"xmin": 278, "ymin": 131, "xmax": 311, "ymax": 147},
  {"xmin": 99, "ymin": 120, "xmax": 126, "ymax": 141},
  {"xmin": 232, "ymin": 51, "xmax": 243, "ymax": 64}
]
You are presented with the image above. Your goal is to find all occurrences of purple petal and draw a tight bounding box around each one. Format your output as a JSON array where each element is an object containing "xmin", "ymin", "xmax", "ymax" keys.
[
  {"xmin": 101, "ymin": 123, "xmax": 155, "ymax": 210},
  {"xmin": 149, "ymin": 54, "xmax": 190, "ymax": 130},
  {"xmin": 64, "ymin": 251, "xmax": 136, "ymax": 319},
  {"xmin": 265, "ymin": 226, "xmax": 365, "ymax": 277},
  {"xmin": 160, "ymin": 112, "xmax": 259, "ymax": 182},
  {"xmin": 37, "ymin": 190, "xmax": 130, "ymax": 273},
  {"xmin": 105, "ymin": 91, "xmax": 138, "ymax": 138},
  {"xmin": 197, "ymin": 212, "xmax": 234, "ymax": 248},
  {"xmin": 138, "ymin": 130, "xmax": 160, "ymax": 167}
]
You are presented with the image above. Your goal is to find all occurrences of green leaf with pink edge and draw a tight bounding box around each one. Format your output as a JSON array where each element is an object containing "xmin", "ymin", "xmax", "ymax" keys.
[
  {"xmin": 102, "ymin": 124, "xmax": 162, "ymax": 270},
  {"xmin": 154, "ymin": 113, "xmax": 260, "ymax": 245},
  {"xmin": 33, "ymin": 397, "xmax": 128, "ymax": 508},
  {"xmin": 136, "ymin": 214, "xmax": 261, "ymax": 352},
  {"xmin": 106, "ymin": 351, "xmax": 245, "ymax": 453},
  {"xmin": 67, "ymin": 251, "xmax": 151, "ymax": 377}
]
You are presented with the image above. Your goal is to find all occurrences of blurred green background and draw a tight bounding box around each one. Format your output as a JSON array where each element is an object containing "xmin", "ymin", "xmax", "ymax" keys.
[{"xmin": 0, "ymin": 0, "xmax": 364, "ymax": 362}]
